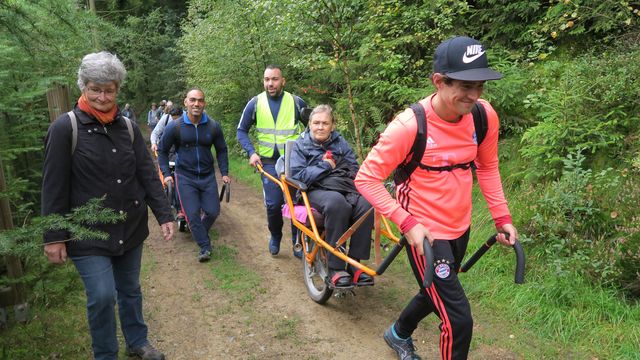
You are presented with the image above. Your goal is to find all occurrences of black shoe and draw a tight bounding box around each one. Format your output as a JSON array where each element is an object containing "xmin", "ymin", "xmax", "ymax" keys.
[
  {"xmin": 383, "ymin": 324, "xmax": 422, "ymax": 360},
  {"xmin": 349, "ymin": 264, "xmax": 374, "ymax": 286},
  {"xmin": 127, "ymin": 343, "xmax": 165, "ymax": 360},
  {"xmin": 327, "ymin": 269, "xmax": 352, "ymax": 288}
]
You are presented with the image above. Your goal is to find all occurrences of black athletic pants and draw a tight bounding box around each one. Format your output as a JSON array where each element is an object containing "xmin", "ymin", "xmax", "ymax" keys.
[
  {"xmin": 307, "ymin": 189, "xmax": 373, "ymax": 270},
  {"xmin": 394, "ymin": 229, "xmax": 472, "ymax": 360}
]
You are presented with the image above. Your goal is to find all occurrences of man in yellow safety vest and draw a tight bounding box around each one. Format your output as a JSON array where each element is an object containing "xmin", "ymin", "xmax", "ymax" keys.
[{"xmin": 237, "ymin": 64, "xmax": 307, "ymax": 258}]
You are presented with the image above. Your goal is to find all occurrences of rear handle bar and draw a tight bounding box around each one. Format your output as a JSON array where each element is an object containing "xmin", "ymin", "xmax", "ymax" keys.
[{"xmin": 459, "ymin": 234, "xmax": 525, "ymax": 284}]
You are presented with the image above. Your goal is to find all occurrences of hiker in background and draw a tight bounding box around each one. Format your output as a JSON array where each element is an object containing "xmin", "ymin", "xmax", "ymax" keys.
[
  {"xmin": 156, "ymin": 100, "xmax": 166, "ymax": 125},
  {"xmin": 147, "ymin": 102, "xmax": 158, "ymax": 132},
  {"xmin": 289, "ymin": 104, "xmax": 374, "ymax": 287},
  {"xmin": 42, "ymin": 51, "xmax": 173, "ymax": 360},
  {"xmin": 151, "ymin": 105, "xmax": 182, "ymax": 154},
  {"xmin": 150, "ymin": 100, "xmax": 174, "ymax": 151},
  {"xmin": 355, "ymin": 36, "xmax": 518, "ymax": 360},
  {"xmin": 158, "ymin": 88, "xmax": 230, "ymax": 263},
  {"xmin": 122, "ymin": 103, "xmax": 136, "ymax": 122},
  {"xmin": 236, "ymin": 64, "xmax": 307, "ymax": 258}
]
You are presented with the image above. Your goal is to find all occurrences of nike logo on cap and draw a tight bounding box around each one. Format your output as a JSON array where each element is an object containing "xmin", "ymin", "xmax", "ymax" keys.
[{"xmin": 462, "ymin": 44, "xmax": 485, "ymax": 63}]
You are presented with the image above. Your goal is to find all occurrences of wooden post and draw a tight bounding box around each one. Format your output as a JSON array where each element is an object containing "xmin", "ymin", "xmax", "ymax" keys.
[
  {"xmin": 46, "ymin": 84, "xmax": 72, "ymax": 122},
  {"xmin": 0, "ymin": 156, "xmax": 28, "ymax": 323}
]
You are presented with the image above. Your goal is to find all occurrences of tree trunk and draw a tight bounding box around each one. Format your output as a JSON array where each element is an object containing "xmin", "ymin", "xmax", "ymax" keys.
[
  {"xmin": 0, "ymin": 156, "xmax": 26, "ymax": 310},
  {"xmin": 340, "ymin": 56, "xmax": 363, "ymax": 160}
]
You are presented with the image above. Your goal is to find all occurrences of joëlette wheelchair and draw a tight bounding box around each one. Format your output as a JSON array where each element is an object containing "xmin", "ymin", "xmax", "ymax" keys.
[
  {"xmin": 256, "ymin": 141, "xmax": 525, "ymax": 304},
  {"xmin": 255, "ymin": 140, "xmax": 433, "ymax": 304}
]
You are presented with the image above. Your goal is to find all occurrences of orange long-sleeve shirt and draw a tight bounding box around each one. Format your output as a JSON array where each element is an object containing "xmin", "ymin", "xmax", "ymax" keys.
[{"xmin": 354, "ymin": 95, "xmax": 511, "ymax": 240}]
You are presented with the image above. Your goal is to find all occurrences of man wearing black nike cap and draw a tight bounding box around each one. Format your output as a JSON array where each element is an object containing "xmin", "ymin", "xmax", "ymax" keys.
[{"xmin": 355, "ymin": 36, "xmax": 518, "ymax": 360}]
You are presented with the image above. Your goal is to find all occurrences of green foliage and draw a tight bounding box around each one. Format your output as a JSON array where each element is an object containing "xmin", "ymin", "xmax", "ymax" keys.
[
  {"xmin": 0, "ymin": 273, "xmax": 90, "ymax": 359},
  {"xmin": 0, "ymin": 0, "xmax": 99, "ymax": 224},
  {"xmin": 521, "ymin": 151, "xmax": 640, "ymax": 293},
  {"xmin": 106, "ymin": 8, "xmax": 187, "ymax": 112},
  {"xmin": 519, "ymin": 46, "xmax": 640, "ymax": 179},
  {"xmin": 479, "ymin": 47, "xmax": 537, "ymax": 136},
  {"xmin": 181, "ymin": 0, "xmax": 282, "ymax": 122},
  {"xmin": 609, "ymin": 165, "xmax": 640, "ymax": 297},
  {"xmin": 0, "ymin": 197, "xmax": 125, "ymax": 287},
  {"xmin": 471, "ymin": 0, "xmax": 640, "ymax": 61}
]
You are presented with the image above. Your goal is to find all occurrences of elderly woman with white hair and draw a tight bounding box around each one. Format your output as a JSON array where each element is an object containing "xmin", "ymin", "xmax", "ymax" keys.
[
  {"xmin": 289, "ymin": 104, "xmax": 374, "ymax": 288},
  {"xmin": 41, "ymin": 51, "xmax": 174, "ymax": 360}
]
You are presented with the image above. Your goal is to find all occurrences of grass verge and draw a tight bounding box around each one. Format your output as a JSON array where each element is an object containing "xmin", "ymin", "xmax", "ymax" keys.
[
  {"xmin": 0, "ymin": 266, "xmax": 90, "ymax": 359},
  {"xmin": 461, "ymin": 139, "xmax": 640, "ymax": 358}
]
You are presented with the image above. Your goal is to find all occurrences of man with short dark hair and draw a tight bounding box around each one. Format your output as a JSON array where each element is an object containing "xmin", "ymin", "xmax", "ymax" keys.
[
  {"xmin": 158, "ymin": 89, "xmax": 229, "ymax": 262},
  {"xmin": 356, "ymin": 36, "xmax": 519, "ymax": 360},
  {"xmin": 237, "ymin": 65, "xmax": 307, "ymax": 258}
]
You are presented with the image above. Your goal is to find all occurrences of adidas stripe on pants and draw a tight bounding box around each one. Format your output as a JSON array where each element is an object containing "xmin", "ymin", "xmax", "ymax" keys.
[{"xmin": 394, "ymin": 229, "xmax": 472, "ymax": 360}]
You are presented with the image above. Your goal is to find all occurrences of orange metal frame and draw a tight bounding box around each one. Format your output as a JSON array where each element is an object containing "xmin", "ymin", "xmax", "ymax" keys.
[
  {"xmin": 154, "ymin": 151, "xmax": 167, "ymax": 189},
  {"xmin": 256, "ymin": 164, "xmax": 400, "ymax": 278}
]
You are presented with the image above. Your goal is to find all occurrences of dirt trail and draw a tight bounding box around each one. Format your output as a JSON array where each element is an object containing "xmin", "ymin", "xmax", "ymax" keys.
[{"xmin": 140, "ymin": 176, "xmax": 516, "ymax": 359}]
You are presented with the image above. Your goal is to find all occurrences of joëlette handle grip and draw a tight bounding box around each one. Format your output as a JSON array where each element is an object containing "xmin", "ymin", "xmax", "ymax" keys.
[
  {"xmin": 166, "ymin": 181, "xmax": 174, "ymax": 204},
  {"xmin": 219, "ymin": 183, "xmax": 226, "ymax": 202},
  {"xmin": 459, "ymin": 234, "xmax": 526, "ymax": 284},
  {"xmin": 219, "ymin": 183, "xmax": 230, "ymax": 203},
  {"xmin": 422, "ymin": 238, "xmax": 434, "ymax": 289},
  {"xmin": 513, "ymin": 240, "xmax": 525, "ymax": 284},
  {"xmin": 376, "ymin": 237, "xmax": 407, "ymax": 276}
]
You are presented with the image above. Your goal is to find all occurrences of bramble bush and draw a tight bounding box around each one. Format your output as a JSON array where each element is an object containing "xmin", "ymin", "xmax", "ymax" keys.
[
  {"xmin": 610, "ymin": 161, "xmax": 640, "ymax": 297},
  {"xmin": 523, "ymin": 151, "xmax": 640, "ymax": 296}
]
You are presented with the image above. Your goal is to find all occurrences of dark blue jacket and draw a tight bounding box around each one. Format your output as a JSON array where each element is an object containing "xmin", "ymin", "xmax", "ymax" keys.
[
  {"xmin": 158, "ymin": 113, "xmax": 229, "ymax": 179},
  {"xmin": 289, "ymin": 129, "xmax": 359, "ymax": 188}
]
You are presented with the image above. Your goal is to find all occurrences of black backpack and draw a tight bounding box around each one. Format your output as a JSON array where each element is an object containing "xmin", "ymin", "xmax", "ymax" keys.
[{"xmin": 393, "ymin": 102, "xmax": 488, "ymax": 185}]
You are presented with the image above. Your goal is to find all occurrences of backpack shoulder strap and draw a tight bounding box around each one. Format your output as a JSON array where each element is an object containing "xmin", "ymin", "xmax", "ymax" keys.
[
  {"xmin": 207, "ymin": 119, "xmax": 217, "ymax": 139},
  {"xmin": 70, "ymin": 112, "xmax": 134, "ymax": 154},
  {"xmin": 409, "ymin": 103, "xmax": 427, "ymax": 164},
  {"xmin": 251, "ymin": 95, "xmax": 259, "ymax": 122},
  {"xmin": 68, "ymin": 111, "xmax": 78, "ymax": 155},
  {"xmin": 393, "ymin": 103, "xmax": 426, "ymax": 185},
  {"xmin": 122, "ymin": 116, "xmax": 134, "ymax": 144},
  {"xmin": 174, "ymin": 117, "xmax": 183, "ymax": 145},
  {"xmin": 471, "ymin": 102, "xmax": 488, "ymax": 146},
  {"xmin": 293, "ymin": 94, "xmax": 302, "ymax": 122}
]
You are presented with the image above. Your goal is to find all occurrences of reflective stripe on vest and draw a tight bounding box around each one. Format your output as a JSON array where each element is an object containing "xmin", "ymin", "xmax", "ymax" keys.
[{"xmin": 255, "ymin": 91, "xmax": 297, "ymax": 158}]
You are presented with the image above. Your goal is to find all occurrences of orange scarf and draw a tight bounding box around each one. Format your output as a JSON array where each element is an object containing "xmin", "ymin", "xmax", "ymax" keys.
[{"xmin": 78, "ymin": 94, "xmax": 118, "ymax": 125}]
